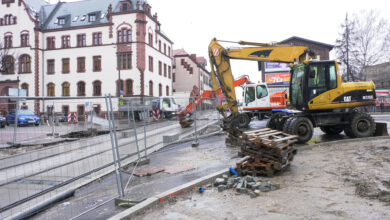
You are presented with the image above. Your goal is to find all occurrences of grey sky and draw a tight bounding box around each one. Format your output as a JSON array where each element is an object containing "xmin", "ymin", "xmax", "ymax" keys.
[{"xmin": 49, "ymin": 0, "xmax": 390, "ymax": 83}]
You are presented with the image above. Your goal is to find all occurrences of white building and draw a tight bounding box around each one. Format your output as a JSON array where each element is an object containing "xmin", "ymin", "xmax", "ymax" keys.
[
  {"xmin": 0, "ymin": 0, "xmax": 173, "ymax": 117},
  {"xmin": 172, "ymin": 49, "xmax": 213, "ymax": 108}
]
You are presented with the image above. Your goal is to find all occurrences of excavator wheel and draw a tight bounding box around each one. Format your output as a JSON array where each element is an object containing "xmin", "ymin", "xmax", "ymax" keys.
[
  {"xmin": 266, "ymin": 112, "xmax": 286, "ymax": 131},
  {"xmin": 238, "ymin": 113, "xmax": 251, "ymax": 128},
  {"xmin": 345, "ymin": 112, "xmax": 376, "ymax": 138},
  {"xmin": 320, "ymin": 125, "xmax": 344, "ymax": 135},
  {"xmin": 289, "ymin": 117, "xmax": 313, "ymax": 143},
  {"xmin": 283, "ymin": 117, "xmax": 294, "ymax": 134}
]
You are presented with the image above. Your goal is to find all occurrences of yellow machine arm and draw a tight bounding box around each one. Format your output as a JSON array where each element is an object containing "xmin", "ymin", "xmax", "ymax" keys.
[{"xmin": 208, "ymin": 38, "xmax": 309, "ymax": 126}]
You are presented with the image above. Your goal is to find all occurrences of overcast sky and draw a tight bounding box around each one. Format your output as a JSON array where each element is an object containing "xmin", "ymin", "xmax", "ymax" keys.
[{"xmin": 50, "ymin": 0, "xmax": 390, "ymax": 83}]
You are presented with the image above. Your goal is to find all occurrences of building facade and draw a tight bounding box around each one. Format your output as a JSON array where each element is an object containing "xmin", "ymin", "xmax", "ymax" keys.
[
  {"xmin": 172, "ymin": 49, "xmax": 212, "ymax": 107},
  {"xmin": 0, "ymin": 0, "xmax": 173, "ymax": 116}
]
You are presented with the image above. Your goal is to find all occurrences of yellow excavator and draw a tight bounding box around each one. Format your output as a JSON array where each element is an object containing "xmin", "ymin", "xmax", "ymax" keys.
[{"xmin": 209, "ymin": 38, "xmax": 387, "ymax": 143}]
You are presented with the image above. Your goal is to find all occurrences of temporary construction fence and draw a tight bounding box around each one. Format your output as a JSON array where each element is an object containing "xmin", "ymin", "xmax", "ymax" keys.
[{"xmin": 0, "ymin": 95, "xmax": 221, "ymax": 219}]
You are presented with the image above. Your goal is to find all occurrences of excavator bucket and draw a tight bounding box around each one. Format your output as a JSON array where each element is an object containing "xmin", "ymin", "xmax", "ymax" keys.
[
  {"xmin": 374, "ymin": 122, "xmax": 389, "ymax": 136},
  {"xmin": 179, "ymin": 118, "xmax": 194, "ymax": 128}
]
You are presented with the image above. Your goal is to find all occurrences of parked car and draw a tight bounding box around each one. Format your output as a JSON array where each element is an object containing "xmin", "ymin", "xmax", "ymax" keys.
[
  {"xmin": 0, "ymin": 115, "xmax": 5, "ymax": 128},
  {"xmin": 6, "ymin": 109, "xmax": 40, "ymax": 126}
]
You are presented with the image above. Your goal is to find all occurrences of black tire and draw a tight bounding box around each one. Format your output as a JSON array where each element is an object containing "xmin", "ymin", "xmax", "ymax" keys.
[
  {"xmin": 346, "ymin": 113, "xmax": 376, "ymax": 138},
  {"xmin": 320, "ymin": 125, "xmax": 344, "ymax": 135},
  {"xmin": 266, "ymin": 112, "xmax": 286, "ymax": 131},
  {"xmin": 283, "ymin": 117, "xmax": 294, "ymax": 133},
  {"xmin": 289, "ymin": 117, "xmax": 314, "ymax": 143},
  {"xmin": 238, "ymin": 113, "xmax": 251, "ymax": 128}
]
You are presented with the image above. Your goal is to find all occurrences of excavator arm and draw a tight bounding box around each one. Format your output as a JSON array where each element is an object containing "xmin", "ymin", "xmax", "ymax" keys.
[
  {"xmin": 178, "ymin": 75, "xmax": 252, "ymax": 128},
  {"xmin": 208, "ymin": 38, "xmax": 309, "ymax": 131}
]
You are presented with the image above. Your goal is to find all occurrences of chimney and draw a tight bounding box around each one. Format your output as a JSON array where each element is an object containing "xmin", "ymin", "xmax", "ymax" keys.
[
  {"xmin": 136, "ymin": 0, "xmax": 140, "ymax": 10},
  {"xmin": 190, "ymin": 54, "xmax": 196, "ymax": 60}
]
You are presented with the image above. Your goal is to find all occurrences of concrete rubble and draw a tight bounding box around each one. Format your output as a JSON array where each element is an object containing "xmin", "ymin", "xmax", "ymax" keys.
[{"xmin": 211, "ymin": 173, "xmax": 280, "ymax": 198}]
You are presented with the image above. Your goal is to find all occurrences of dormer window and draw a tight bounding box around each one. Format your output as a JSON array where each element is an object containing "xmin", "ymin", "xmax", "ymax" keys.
[
  {"xmin": 80, "ymin": 15, "xmax": 86, "ymax": 21},
  {"xmin": 100, "ymin": 13, "xmax": 105, "ymax": 19},
  {"xmin": 58, "ymin": 18, "xmax": 65, "ymax": 25},
  {"xmin": 73, "ymin": 16, "xmax": 79, "ymax": 22},
  {"xmin": 120, "ymin": 2, "xmax": 130, "ymax": 12},
  {"xmin": 88, "ymin": 14, "xmax": 96, "ymax": 22}
]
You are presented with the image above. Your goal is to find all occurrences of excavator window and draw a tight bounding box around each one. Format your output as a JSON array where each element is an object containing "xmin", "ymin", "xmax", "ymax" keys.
[
  {"xmin": 245, "ymin": 86, "xmax": 256, "ymax": 104},
  {"xmin": 329, "ymin": 64, "xmax": 337, "ymax": 89},
  {"xmin": 308, "ymin": 64, "xmax": 327, "ymax": 99},
  {"xmin": 256, "ymin": 85, "xmax": 268, "ymax": 99}
]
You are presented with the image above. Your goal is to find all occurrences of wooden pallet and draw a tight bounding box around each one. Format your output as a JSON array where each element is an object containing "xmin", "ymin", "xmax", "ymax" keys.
[{"xmin": 236, "ymin": 129, "xmax": 298, "ymax": 176}]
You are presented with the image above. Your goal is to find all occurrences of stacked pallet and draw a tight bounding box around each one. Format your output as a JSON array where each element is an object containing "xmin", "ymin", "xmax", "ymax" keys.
[{"xmin": 236, "ymin": 128, "xmax": 298, "ymax": 176}]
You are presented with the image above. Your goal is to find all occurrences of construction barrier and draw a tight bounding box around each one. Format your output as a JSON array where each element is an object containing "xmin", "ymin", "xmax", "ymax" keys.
[{"xmin": 152, "ymin": 109, "xmax": 161, "ymax": 121}]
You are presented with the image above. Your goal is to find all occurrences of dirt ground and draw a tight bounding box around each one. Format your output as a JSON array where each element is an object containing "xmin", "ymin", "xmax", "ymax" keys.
[{"xmin": 135, "ymin": 138, "xmax": 390, "ymax": 220}]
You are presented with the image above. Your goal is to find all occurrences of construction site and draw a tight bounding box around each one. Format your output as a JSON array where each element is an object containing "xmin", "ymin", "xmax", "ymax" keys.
[{"xmin": 1, "ymin": 0, "xmax": 390, "ymax": 219}]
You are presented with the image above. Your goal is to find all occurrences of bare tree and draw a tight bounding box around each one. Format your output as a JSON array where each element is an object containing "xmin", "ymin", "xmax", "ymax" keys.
[
  {"xmin": 336, "ymin": 10, "xmax": 390, "ymax": 81},
  {"xmin": 335, "ymin": 13, "xmax": 357, "ymax": 81},
  {"xmin": 352, "ymin": 10, "xmax": 390, "ymax": 80}
]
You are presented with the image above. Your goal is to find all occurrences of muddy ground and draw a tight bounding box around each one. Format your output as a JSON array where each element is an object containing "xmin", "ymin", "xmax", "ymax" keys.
[{"xmin": 136, "ymin": 138, "xmax": 390, "ymax": 220}]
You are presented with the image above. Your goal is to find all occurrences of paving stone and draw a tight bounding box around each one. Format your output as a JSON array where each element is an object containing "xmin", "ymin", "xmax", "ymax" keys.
[
  {"xmin": 251, "ymin": 183, "xmax": 260, "ymax": 190},
  {"xmin": 222, "ymin": 174, "xmax": 229, "ymax": 180},
  {"xmin": 249, "ymin": 191, "xmax": 258, "ymax": 198},
  {"xmin": 218, "ymin": 185, "xmax": 226, "ymax": 192},
  {"xmin": 247, "ymin": 182, "xmax": 255, "ymax": 188}
]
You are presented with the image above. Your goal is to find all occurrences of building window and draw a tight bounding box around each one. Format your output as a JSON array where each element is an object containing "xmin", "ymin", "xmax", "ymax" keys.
[
  {"xmin": 120, "ymin": 2, "xmax": 129, "ymax": 12},
  {"xmin": 117, "ymin": 52, "xmax": 132, "ymax": 70},
  {"xmin": 92, "ymin": 32, "xmax": 102, "ymax": 45},
  {"xmin": 62, "ymin": 58, "xmax": 70, "ymax": 73},
  {"xmin": 164, "ymin": 63, "xmax": 167, "ymax": 77},
  {"xmin": 117, "ymin": 28, "xmax": 132, "ymax": 43},
  {"xmin": 77, "ymin": 57, "xmax": 85, "ymax": 72},
  {"xmin": 158, "ymin": 83, "xmax": 162, "ymax": 96},
  {"xmin": 93, "ymin": 56, "xmax": 101, "ymax": 71},
  {"xmin": 148, "ymin": 33, "xmax": 153, "ymax": 46},
  {"xmin": 158, "ymin": 40, "xmax": 161, "ymax": 51},
  {"xmin": 149, "ymin": 56, "xmax": 153, "ymax": 72},
  {"xmin": 58, "ymin": 17, "xmax": 65, "ymax": 25},
  {"xmin": 77, "ymin": 105, "xmax": 85, "ymax": 119},
  {"xmin": 4, "ymin": 35, "xmax": 12, "ymax": 48},
  {"xmin": 47, "ymin": 37, "xmax": 55, "ymax": 49},
  {"xmin": 19, "ymin": 55, "xmax": 31, "ymax": 73},
  {"xmin": 168, "ymin": 66, "xmax": 171, "ymax": 79},
  {"xmin": 173, "ymin": 73, "xmax": 175, "ymax": 82},
  {"xmin": 62, "ymin": 82, "xmax": 70, "ymax": 96},
  {"xmin": 93, "ymin": 104, "xmax": 101, "ymax": 115},
  {"xmin": 126, "ymin": 79, "xmax": 133, "ymax": 95},
  {"xmin": 62, "ymin": 105, "xmax": 69, "ymax": 115},
  {"xmin": 77, "ymin": 34, "xmax": 86, "ymax": 47},
  {"xmin": 21, "ymin": 83, "xmax": 29, "ymax": 96},
  {"xmin": 2, "ymin": 56, "xmax": 14, "ymax": 74},
  {"xmin": 158, "ymin": 61, "xmax": 162, "ymax": 75},
  {"xmin": 47, "ymin": 83, "xmax": 55, "ymax": 96},
  {"xmin": 149, "ymin": 81, "xmax": 153, "ymax": 96},
  {"xmin": 93, "ymin": 81, "xmax": 101, "ymax": 96},
  {"xmin": 61, "ymin": 36, "xmax": 70, "ymax": 48},
  {"xmin": 77, "ymin": 81, "xmax": 86, "ymax": 96},
  {"xmin": 166, "ymin": 86, "xmax": 169, "ymax": 96},
  {"xmin": 47, "ymin": 59, "xmax": 55, "ymax": 74},
  {"xmin": 88, "ymin": 14, "xmax": 96, "ymax": 22},
  {"xmin": 164, "ymin": 43, "xmax": 166, "ymax": 55},
  {"xmin": 168, "ymin": 46, "xmax": 171, "ymax": 57},
  {"xmin": 190, "ymin": 67, "xmax": 193, "ymax": 74},
  {"xmin": 20, "ymin": 33, "xmax": 29, "ymax": 47},
  {"xmin": 117, "ymin": 79, "xmax": 124, "ymax": 96}
]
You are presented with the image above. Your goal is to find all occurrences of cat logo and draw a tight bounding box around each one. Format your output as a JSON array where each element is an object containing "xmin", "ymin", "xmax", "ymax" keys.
[{"xmin": 343, "ymin": 96, "xmax": 351, "ymax": 102}]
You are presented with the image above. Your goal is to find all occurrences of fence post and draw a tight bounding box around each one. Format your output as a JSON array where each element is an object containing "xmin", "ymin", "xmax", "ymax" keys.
[
  {"xmin": 12, "ymin": 98, "xmax": 19, "ymax": 145},
  {"xmin": 192, "ymin": 97, "xmax": 199, "ymax": 147},
  {"xmin": 127, "ymin": 101, "xmax": 131, "ymax": 129},
  {"xmin": 130, "ymin": 101, "xmax": 141, "ymax": 160},
  {"xmin": 143, "ymin": 108, "xmax": 148, "ymax": 158},
  {"xmin": 105, "ymin": 94, "xmax": 124, "ymax": 198}
]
